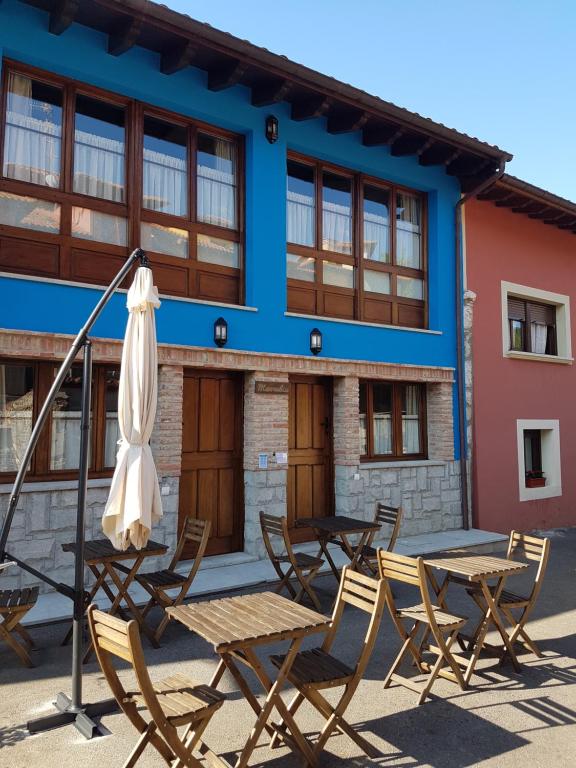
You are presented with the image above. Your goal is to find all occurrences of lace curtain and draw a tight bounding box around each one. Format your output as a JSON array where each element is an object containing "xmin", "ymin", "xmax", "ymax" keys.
[
  {"xmin": 0, "ymin": 366, "xmax": 32, "ymax": 473},
  {"xmin": 73, "ymin": 129, "xmax": 125, "ymax": 202},
  {"xmin": 197, "ymin": 139, "xmax": 236, "ymax": 228},
  {"xmin": 287, "ymin": 189, "xmax": 314, "ymax": 245},
  {"xmin": 531, "ymin": 322, "xmax": 548, "ymax": 354},
  {"xmin": 402, "ymin": 385, "xmax": 420, "ymax": 454},
  {"xmin": 322, "ymin": 199, "xmax": 352, "ymax": 254},
  {"xmin": 374, "ymin": 413, "xmax": 392, "ymax": 454},
  {"xmin": 364, "ymin": 210, "xmax": 390, "ymax": 262},
  {"xmin": 143, "ymin": 147, "xmax": 187, "ymax": 216},
  {"xmin": 396, "ymin": 194, "xmax": 421, "ymax": 268}
]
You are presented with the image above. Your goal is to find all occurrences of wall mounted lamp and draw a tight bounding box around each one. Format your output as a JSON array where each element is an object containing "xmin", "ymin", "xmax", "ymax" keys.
[
  {"xmin": 310, "ymin": 327, "xmax": 322, "ymax": 356},
  {"xmin": 214, "ymin": 317, "xmax": 228, "ymax": 347},
  {"xmin": 265, "ymin": 115, "xmax": 279, "ymax": 144}
]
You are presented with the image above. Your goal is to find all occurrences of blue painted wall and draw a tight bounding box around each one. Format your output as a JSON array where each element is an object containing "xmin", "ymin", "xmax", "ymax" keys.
[{"xmin": 0, "ymin": 0, "xmax": 462, "ymax": 451}]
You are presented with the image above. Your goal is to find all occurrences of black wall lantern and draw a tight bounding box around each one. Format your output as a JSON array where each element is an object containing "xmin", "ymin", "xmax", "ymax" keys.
[
  {"xmin": 214, "ymin": 317, "xmax": 228, "ymax": 347},
  {"xmin": 310, "ymin": 327, "xmax": 322, "ymax": 356},
  {"xmin": 265, "ymin": 115, "xmax": 279, "ymax": 144}
]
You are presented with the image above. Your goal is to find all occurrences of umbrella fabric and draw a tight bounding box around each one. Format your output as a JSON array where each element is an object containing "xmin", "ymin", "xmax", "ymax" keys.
[{"xmin": 102, "ymin": 266, "xmax": 162, "ymax": 550}]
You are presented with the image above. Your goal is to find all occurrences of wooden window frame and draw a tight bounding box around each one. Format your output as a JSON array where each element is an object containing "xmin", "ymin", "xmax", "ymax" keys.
[
  {"xmin": 287, "ymin": 151, "xmax": 428, "ymax": 328},
  {"xmin": 359, "ymin": 380, "xmax": 427, "ymax": 462},
  {"xmin": 0, "ymin": 60, "xmax": 244, "ymax": 305},
  {"xmin": 0, "ymin": 358, "xmax": 120, "ymax": 483},
  {"xmin": 507, "ymin": 297, "xmax": 557, "ymax": 356}
]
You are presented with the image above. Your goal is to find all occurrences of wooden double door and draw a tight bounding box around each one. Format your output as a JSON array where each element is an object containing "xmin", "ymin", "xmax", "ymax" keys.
[
  {"xmin": 288, "ymin": 376, "xmax": 334, "ymax": 542},
  {"xmin": 178, "ymin": 369, "xmax": 243, "ymax": 558}
]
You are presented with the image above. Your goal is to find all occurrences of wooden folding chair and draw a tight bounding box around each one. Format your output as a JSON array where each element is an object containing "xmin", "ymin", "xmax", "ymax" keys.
[
  {"xmin": 378, "ymin": 550, "xmax": 468, "ymax": 704},
  {"xmin": 87, "ymin": 605, "xmax": 226, "ymax": 768},
  {"xmin": 350, "ymin": 503, "xmax": 403, "ymax": 575},
  {"xmin": 269, "ymin": 567, "xmax": 386, "ymax": 761},
  {"xmin": 260, "ymin": 511, "xmax": 324, "ymax": 611},
  {"xmin": 136, "ymin": 517, "xmax": 211, "ymax": 647},
  {"xmin": 0, "ymin": 583, "xmax": 39, "ymax": 668},
  {"xmin": 467, "ymin": 531, "xmax": 550, "ymax": 659}
]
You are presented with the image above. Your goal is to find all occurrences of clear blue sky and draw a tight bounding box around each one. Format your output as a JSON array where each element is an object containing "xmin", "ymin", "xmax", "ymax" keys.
[{"xmin": 166, "ymin": 0, "xmax": 575, "ymax": 201}]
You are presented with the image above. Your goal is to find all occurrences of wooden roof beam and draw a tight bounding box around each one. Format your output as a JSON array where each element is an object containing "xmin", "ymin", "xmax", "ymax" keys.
[
  {"xmin": 419, "ymin": 144, "xmax": 460, "ymax": 166},
  {"xmin": 494, "ymin": 195, "xmax": 526, "ymax": 208},
  {"xmin": 251, "ymin": 78, "xmax": 291, "ymax": 107},
  {"xmin": 362, "ymin": 122, "xmax": 404, "ymax": 147},
  {"xmin": 327, "ymin": 108, "xmax": 369, "ymax": 134},
  {"xmin": 207, "ymin": 59, "xmax": 247, "ymax": 91},
  {"xmin": 160, "ymin": 40, "xmax": 196, "ymax": 75},
  {"xmin": 290, "ymin": 94, "xmax": 331, "ymax": 121},
  {"xmin": 511, "ymin": 201, "xmax": 547, "ymax": 214},
  {"xmin": 108, "ymin": 15, "xmax": 142, "ymax": 56},
  {"xmin": 446, "ymin": 155, "xmax": 489, "ymax": 177},
  {"xmin": 49, "ymin": 0, "xmax": 79, "ymax": 35},
  {"xmin": 390, "ymin": 134, "xmax": 434, "ymax": 157}
]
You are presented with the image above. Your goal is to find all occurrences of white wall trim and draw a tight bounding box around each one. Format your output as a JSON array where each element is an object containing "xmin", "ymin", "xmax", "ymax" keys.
[{"xmin": 516, "ymin": 418, "xmax": 562, "ymax": 502}]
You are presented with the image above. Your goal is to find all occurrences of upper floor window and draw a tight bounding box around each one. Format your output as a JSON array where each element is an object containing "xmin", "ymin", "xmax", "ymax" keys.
[
  {"xmin": 287, "ymin": 154, "xmax": 426, "ymax": 328},
  {"xmin": 508, "ymin": 297, "xmax": 556, "ymax": 356},
  {"xmin": 0, "ymin": 360, "xmax": 119, "ymax": 480},
  {"xmin": 359, "ymin": 380, "xmax": 427, "ymax": 460},
  {"xmin": 0, "ymin": 63, "xmax": 243, "ymax": 305}
]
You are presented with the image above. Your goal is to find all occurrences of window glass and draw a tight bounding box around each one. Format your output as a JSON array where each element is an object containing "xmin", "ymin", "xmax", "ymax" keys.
[
  {"xmin": 287, "ymin": 160, "xmax": 315, "ymax": 246},
  {"xmin": 323, "ymin": 260, "xmax": 354, "ymax": 289},
  {"xmin": 74, "ymin": 95, "xmax": 125, "ymax": 202},
  {"xmin": 322, "ymin": 172, "xmax": 352, "ymax": 254},
  {"xmin": 197, "ymin": 133, "xmax": 236, "ymax": 228},
  {"xmin": 143, "ymin": 116, "xmax": 188, "ymax": 217},
  {"xmin": 396, "ymin": 193, "xmax": 421, "ymax": 268},
  {"xmin": 197, "ymin": 234, "xmax": 238, "ymax": 268},
  {"xmin": 141, "ymin": 221, "xmax": 188, "ymax": 258},
  {"xmin": 0, "ymin": 363, "xmax": 34, "ymax": 473},
  {"xmin": 402, "ymin": 385, "xmax": 421, "ymax": 454},
  {"xmin": 363, "ymin": 269, "xmax": 390, "ymax": 295},
  {"xmin": 287, "ymin": 253, "xmax": 315, "ymax": 282},
  {"xmin": 3, "ymin": 73, "xmax": 62, "ymax": 187},
  {"xmin": 104, "ymin": 368, "xmax": 120, "ymax": 468},
  {"xmin": 0, "ymin": 192, "xmax": 60, "ymax": 233},
  {"xmin": 363, "ymin": 185, "xmax": 390, "ymax": 262},
  {"xmin": 71, "ymin": 207, "xmax": 127, "ymax": 246},
  {"xmin": 397, "ymin": 275, "xmax": 424, "ymax": 300},
  {"xmin": 50, "ymin": 365, "xmax": 90, "ymax": 471},
  {"xmin": 509, "ymin": 319, "xmax": 525, "ymax": 351},
  {"xmin": 372, "ymin": 383, "xmax": 393, "ymax": 455}
]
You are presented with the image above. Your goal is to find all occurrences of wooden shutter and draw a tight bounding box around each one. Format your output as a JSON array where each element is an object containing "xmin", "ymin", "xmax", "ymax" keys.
[
  {"xmin": 528, "ymin": 301, "xmax": 556, "ymax": 325},
  {"xmin": 508, "ymin": 297, "xmax": 526, "ymax": 321}
]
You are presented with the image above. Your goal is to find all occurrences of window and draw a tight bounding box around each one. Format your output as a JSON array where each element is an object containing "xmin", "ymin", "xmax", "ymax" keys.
[
  {"xmin": 0, "ymin": 360, "xmax": 120, "ymax": 480},
  {"xmin": 502, "ymin": 282, "xmax": 572, "ymax": 363},
  {"xmin": 508, "ymin": 297, "xmax": 556, "ymax": 355},
  {"xmin": 286, "ymin": 154, "xmax": 426, "ymax": 328},
  {"xmin": 359, "ymin": 381, "xmax": 426, "ymax": 460},
  {"xmin": 0, "ymin": 63, "xmax": 243, "ymax": 305},
  {"xmin": 516, "ymin": 419, "xmax": 561, "ymax": 502}
]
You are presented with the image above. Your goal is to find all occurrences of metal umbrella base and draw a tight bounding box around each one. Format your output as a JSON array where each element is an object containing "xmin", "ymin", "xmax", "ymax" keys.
[{"xmin": 28, "ymin": 693, "xmax": 118, "ymax": 739}]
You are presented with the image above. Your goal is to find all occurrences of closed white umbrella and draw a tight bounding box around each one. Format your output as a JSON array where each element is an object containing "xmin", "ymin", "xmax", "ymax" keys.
[{"xmin": 102, "ymin": 266, "xmax": 162, "ymax": 550}]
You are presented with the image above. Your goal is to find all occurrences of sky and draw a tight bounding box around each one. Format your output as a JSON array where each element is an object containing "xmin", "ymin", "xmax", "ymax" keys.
[{"xmin": 165, "ymin": 0, "xmax": 576, "ymax": 201}]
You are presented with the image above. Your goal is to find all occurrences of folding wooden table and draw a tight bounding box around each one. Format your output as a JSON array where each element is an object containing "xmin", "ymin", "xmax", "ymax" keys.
[
  {"xmin": 167, "ymin": 591, "xmax": 331, "ymax": 768},
  {"xmin": 62, "ymin": 537, "xmax": 168, "ymax": 657},
  {"xmin": 424, "ymin": 553, "xmax": 529, "ymax": 679},
  {"xmin": 297, "ymin": 515, "xmax": 381, "ymax": 581}
]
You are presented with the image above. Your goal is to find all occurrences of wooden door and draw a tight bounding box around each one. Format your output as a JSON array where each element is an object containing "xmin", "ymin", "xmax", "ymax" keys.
[
  {"xmin": 179, "ymin": 370, "xmax": 243, "ymax": 558},
  {"xmin": 288, "ymin": 376, "xmax": 333, "ymax": 541}
]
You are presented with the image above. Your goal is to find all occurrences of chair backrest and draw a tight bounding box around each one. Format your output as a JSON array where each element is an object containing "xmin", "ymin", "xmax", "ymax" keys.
[
  {"xmin": 170, "ymin": 516, "xmax": 211, "ymax": 578},
  {"xmin": 377, "ymin": 549, "xmax": 443, "ymax": 637},
  {"xmin": 507, "ymin": 530, "xmax": 550, "ymax": 601},
  {"xmin": 259, "ymin": 511, "xmax": 293, "ymax": 564},
  {"xmin": 87, "ymin": 605, "xmax": 165, "ymax": 726},
  {"xmin": 324, "ymin": 566, "xmax": 386, "ymax": 679},
  {"xmin": 368, "ymin": 503, "xmax": 403, "ymax": 552}
]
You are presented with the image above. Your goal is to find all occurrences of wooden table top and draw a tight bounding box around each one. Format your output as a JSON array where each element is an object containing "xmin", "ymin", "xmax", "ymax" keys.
[
  {"xmin": 167, "ymin": 591, "xmax": 331, "ymax": 653},
  {"xmin": 424, "ymin": 554, "xmax": 529, "ymax": 581},
  {"xmin": 297, "ymin": 515, "xmax": 380, "ymax": 535},
  {"xmin": 62, "ymin": 538, "xmax": 168, "ymax": 564}
]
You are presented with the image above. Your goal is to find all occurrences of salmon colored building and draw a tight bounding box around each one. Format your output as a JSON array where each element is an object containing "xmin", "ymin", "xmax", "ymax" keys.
[{"xmin": 466, "ymin": 176, "xmax": 576, "ymax": 534}]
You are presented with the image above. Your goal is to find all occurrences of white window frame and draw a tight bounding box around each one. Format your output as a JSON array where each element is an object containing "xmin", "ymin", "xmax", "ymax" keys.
[
  {"xmin": 501, "ymin": 281, "xmax": 572, "ymax": 364},
  {"xmin": 516, "ymin": 419, "xmax": 562, "ymax": 502}
]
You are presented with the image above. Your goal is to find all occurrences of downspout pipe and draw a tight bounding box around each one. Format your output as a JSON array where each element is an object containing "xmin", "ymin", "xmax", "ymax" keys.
[{"xmin": 455, "ymin": 161, "xmax": 507, "ymax": 529}]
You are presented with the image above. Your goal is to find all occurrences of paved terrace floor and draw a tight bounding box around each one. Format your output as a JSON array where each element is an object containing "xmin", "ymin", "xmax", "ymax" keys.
[{"xmin": 0, "ymin": 527, "xmax": 574, "ymax": 767}]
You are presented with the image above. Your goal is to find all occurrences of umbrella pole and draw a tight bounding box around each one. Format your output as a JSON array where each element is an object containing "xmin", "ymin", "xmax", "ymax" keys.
[{"xmin": 27, "ymin": 340, "xmax": 116, "ymax": 739}]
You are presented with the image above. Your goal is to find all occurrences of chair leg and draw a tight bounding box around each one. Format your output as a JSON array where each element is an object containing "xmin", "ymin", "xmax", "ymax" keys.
[
  {"xmin": 14, "ymin": 622, "xmax": 35, "ymax": 648},
  {"xmin": 269, "ymin": 691, "xmax": 305, "ymax": 749},
  {"xmin": 502, "ymin": 606, "xmax": 542, "ymax": 658},
  {"xmin": 418, "ymin": 628, "xmax": 462, "ymax": 705},
  {"xmin": 122, "ymin": 721, "xmax": 157, "ymax": 768},
  {"xmin": 0, "ymin": 621, "xmax": 34, "ymax": 667},
  {"xmin": 384, "ymin": 622, "xmax": 420, "ymax": 689},
  {"xmin": 293, "ymin": 567, "xmax": 322, "ymax": 611}
]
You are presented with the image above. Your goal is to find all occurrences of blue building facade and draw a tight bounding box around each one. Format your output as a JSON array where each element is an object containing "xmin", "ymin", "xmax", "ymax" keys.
[{"xmin": 0, "ymin": 0, "xmax": 509, "ymax": 585}]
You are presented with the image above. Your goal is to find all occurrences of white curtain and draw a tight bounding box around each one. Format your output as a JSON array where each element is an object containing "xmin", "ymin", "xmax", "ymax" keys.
[
  {"xmin": 359, "ymin": 413, "xmax": 368, "ymax": 454},
  {"xmin": 374, "ymin": 414, "xmax": 392, "ymax": 454},
  {"xmin": 402, "ymin": 385, "xmax": 420, "ymax": 454},
  {"xmin": 143, "ymin": 147, "xmax": 187, "ymax": 216},
  {"xmin": 3, "ymin": 73, "xmax": 61, "ymax": 186},
  {"xmin": 531, "ymin": 322, "xmax": 548, "ymax": 354},
  {"xmin": 197, "ymin": 139, "xmax": 236, "ymax": 228},
  {"xmin": 364, "ymin": 210, "xmax": 390, "ymax": 261},
  {"xmin": 50, "ymin": 411, "xmax": 83, "ymax": 470},
  {"xmin": 287, "ymin": 189, "xmax": 314, "ymax": 245},
  {"xmin": 396, "ymin": 194, "xmax": 421, "ymax": 268},
  {"xmin": 0, "ymin": 366, "xmax": 33, "ymax": 473},
  {"xmin": 104, "ymin": 415, "xmax": 120, "ymax": 468},
  {"xmin": 73, "ymin": 129, "xmax": 124, "ymax": 202},
  {"xmin": 323, "ymin": 199, "xmax": 352, "ymax": 254}
]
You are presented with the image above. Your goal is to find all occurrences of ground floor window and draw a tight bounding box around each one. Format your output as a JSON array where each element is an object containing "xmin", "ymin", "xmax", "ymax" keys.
[
  {"xmin": 516, "ymin": 419, "xmax": 562, "ymax": 502},
  {"xmin": 359, "ymin": 380, "xmax": 427, "ymax": 460},
  {"xmin": 0, "ymin": 359, "xmax": 120, "ymax": 480}
]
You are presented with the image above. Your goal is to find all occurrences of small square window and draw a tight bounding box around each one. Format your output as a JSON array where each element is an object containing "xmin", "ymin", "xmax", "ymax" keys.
[{"xmin": 516, "ymin": 419, "xmax": 561, "ymax": 501}]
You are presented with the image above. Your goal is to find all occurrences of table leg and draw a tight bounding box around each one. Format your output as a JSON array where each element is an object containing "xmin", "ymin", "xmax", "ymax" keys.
[
  {"xmin": 317, "ymin": 535, "xmax": 341, "ymax": 582},
  {"xmin": 479, "ymin": 578, "xmax": 522, "ymax": 673},
  {"xmin": 105, "ymin": 558, "xmax": 160, "ymax": 648}
]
